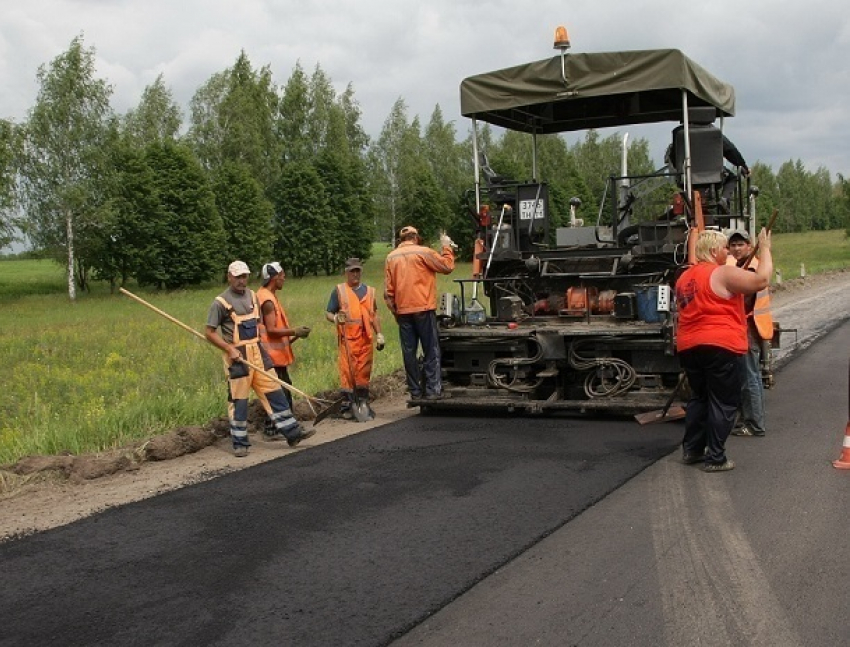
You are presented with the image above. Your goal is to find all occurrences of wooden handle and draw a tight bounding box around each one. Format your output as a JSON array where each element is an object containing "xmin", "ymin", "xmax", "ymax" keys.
[
  {"xmin": 742, "ymin": 208, "xmax": 778, "ymax": 269},
  {"xmin": 119, "ymin": 287, "xmax": 317, "ymax": 408}
]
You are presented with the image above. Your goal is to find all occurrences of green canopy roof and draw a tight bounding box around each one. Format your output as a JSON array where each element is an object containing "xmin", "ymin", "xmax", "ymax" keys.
[{"xmin": 459, "ymin": 49, "xmax": 735, "ymax": 134}]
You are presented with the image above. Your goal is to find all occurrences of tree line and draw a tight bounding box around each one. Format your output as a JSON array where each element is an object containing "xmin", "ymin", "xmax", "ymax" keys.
[{"xmin": 1, "ymin": 35, "xmax": 848, "ymax": 299}]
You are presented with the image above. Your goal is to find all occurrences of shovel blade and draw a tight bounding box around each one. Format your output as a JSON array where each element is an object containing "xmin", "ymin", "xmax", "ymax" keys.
[
  {"xmin": 634, "ymin": 405, "xmax": 687, "ymax": 425},
  {"xmin": 313, "ymin": 398, "xmax": 345, "ymax": 426},
  {"xmin": 352, "ymin": 400, "xmax": 374, "ymax": 423}
]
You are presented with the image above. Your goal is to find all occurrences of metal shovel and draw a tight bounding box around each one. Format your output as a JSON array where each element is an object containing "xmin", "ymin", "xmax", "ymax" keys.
[{"xmin": 634, "ymin": 373, "xmax": 687, "ymax": 425}]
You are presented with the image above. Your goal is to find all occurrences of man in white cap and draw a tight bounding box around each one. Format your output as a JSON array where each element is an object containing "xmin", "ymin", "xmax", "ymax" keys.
[
  {"xmin": 205, "ymin": 260, "xmax": 315, "ymax": 457},
  {"xmin": 257, "ymin": 261, "xmax": 311, "ymax": 412}
]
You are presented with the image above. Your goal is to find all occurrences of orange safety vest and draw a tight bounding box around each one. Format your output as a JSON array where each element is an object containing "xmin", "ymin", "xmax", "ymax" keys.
[
  {"xmin": 728, "ymin": 256, "xmax": 774, "ymax": 341},
  {"xmin": 746, "ymin": 257, "xmax": 774, "ymax": 340},
  {"xmin": 256, "ymin": 286, "xmax": 295, "ymax": 367},
  {"xmin": 336, "ymin": 283, "xmax": 377, "ymax": 390},
  {"xmin": 337, "ymin": 283, "xmax": 376, "ymax": 342}
]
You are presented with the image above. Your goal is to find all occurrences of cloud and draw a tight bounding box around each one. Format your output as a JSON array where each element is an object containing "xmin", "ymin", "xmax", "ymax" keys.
[{"xmin": 2, "ymin": 0, "xmax": 849, "ymax": 176}]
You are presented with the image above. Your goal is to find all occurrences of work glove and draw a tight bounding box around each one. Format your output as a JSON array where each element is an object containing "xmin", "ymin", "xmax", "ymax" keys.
[
  {"xmin": 294, "ymin": 326, "xmax": 311, "ymax": 339},
  {"xmin": 439, "ymin": 232, "xmax": 458, "ymax": 250},
  {"xmin": 334, "ymin": 312, "xmax": 347, "ymax": 324},
  {"xmin": 376, "ymin": 333, "xmax": 385, "ymax": 351}
]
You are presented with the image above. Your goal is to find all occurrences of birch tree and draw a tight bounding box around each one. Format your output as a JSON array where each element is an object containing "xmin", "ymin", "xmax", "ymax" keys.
[{"xmin": 19, "ymin": 35, "xmax": 113, "ymax": 299}]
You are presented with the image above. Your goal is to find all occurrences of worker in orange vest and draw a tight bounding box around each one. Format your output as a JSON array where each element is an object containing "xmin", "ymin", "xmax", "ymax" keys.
[
  {"xmin": 726, "ymin": 230, "xmax": 773, "ymax": 436},
  {"xmin": 325, "ymin": 258, "xmax": 384, "ymax": 419},
  {"xmin": 257, "ymin": 262, "xmax": 311, "ymax": 412}
]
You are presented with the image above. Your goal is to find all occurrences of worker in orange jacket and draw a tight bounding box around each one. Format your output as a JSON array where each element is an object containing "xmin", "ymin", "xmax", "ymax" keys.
[
  {"xmin": 326, "ymin": 257, "xmax": 384, "ymax": 419},
  {"xmin": 257, "ymin": 262, "xmax": 311, "ymax": 413},
  {"xmin": 384, "ymin": 226, "xmax": 455, "ymax": 400},
  {"xmin": 726, "ymin": 229, "xmax": 773, "ymax": 436}
]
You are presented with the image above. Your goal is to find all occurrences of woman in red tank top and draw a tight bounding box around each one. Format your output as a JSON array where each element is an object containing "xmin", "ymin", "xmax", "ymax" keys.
[{"xmin": 674, "ymin": 229, "xmax": 773, "ymax": 472}]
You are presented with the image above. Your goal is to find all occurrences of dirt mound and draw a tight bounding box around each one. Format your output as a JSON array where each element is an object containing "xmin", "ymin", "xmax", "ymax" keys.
[{"xmin": 0, "ymin": 370, "xmax": 409, "ymax": 493}]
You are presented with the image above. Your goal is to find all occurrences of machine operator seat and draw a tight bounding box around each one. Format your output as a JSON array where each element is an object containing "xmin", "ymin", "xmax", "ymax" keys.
[
  {"xmin": 670, "ymin": 106, "xmax": 724, "ymax": 187},
  {"xmin": 478, "ymin": 151, "xmax": 509, "ymax": 186}
]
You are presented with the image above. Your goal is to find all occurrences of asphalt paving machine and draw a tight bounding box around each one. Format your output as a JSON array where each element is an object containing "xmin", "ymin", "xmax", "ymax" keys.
[{"xmin": 413, "ymin": 36, "xmax": 769, "ymax": 415}]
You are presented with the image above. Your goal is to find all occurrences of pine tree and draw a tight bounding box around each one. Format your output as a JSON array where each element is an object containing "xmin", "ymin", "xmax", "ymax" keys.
[{"xmin": 138, "ymin": 142, "xmax": 225, "ymax": 288}]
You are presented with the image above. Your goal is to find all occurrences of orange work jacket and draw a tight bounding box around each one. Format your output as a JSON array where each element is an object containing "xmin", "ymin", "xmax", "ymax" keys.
[{"xmin": 384, "ymin": 241, "xmax": 454, "ymax": 315}]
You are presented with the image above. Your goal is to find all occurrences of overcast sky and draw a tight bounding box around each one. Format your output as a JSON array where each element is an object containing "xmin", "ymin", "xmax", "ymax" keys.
[{"xmin": 2, "ymin": 0, "xmax": 850, "ymax": 178}]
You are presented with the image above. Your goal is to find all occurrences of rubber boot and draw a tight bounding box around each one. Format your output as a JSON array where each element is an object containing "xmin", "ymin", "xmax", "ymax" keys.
[
  {"xmin": 356, "ymin": 386, "xmax": 375, "ymax": 421},
  {"xmin": 340, "ymin": 389, "xmax": 354, "ymax": 420}
]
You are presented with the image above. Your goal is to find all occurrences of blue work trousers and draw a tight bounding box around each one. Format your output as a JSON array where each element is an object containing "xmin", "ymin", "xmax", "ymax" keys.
[
  {"xmin": 739, "ymin": 330, "xmax": 766, "ymax": 433},
  {"xmin": 397, "ymin": 310, "xmax": 442, "ymax": 397}
]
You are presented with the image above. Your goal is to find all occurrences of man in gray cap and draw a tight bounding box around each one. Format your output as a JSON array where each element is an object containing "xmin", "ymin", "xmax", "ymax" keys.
[
  {"xmin": 206, "ymin": 260, "xmax": 315, "ymax": 456},
  {"xmin": 727, "ymin": 230, "xmax": 771, "ymax": 437},
  {"xmin": 325, "ymin": 257, "xmax": 384, "ymax": 420}
]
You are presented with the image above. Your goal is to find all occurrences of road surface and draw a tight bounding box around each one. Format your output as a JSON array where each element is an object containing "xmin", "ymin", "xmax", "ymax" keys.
[{"xmin": 1, "ymin": 280, "xmax": 848, "ymax": 647}]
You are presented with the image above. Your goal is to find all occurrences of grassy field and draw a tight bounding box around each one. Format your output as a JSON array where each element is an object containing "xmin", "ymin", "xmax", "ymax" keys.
[
  {"xmin": 770, "ymin": 229, "xmax": 850, "ymax": 279},
  {"xmin": 0, "ymin": 244, "xmax": 465, "ymax": 463},
  {"xmin": 0, "ymin": 231, "xmax": 847, "ymax": 463}
]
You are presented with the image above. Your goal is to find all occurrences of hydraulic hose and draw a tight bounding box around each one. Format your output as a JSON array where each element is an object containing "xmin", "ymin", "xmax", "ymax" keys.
[
  {"xmin": 567, "ymin": 338, "xmax": 637, "ymax": 398},
  {"xmin": 487, "ymin": 336, "xmax": 546, "ymax": 393}
]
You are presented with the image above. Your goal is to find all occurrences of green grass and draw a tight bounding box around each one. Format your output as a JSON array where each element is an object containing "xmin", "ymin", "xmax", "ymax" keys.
[
  {"xmin": 0, "ymin": 257, "xmax": 70, "ymax": 299},
  {"xmin": 0, "ymin": 245, "xmax": 468, "ymax": 463},
  {"xmin": 770, "ymin": 230, "xmax": 850, "ymax": 280},
  {"xmin": 1, "ymin": 231, "xmax": 846, "ymax": 463}
]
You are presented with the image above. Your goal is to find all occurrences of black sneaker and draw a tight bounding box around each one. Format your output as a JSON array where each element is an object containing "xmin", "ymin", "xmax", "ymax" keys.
[
  {"xmin": 287, "ymin": 426, "xmax": 317, "ymax": 448},
  {"xmin": 682, "ymin": 452, "xmax": 704, "ymax": 464},
  {"xmin": 703, "ymin": 459, "xmax": 735, "ymax": 472},
  {"xmin": 732, "ymin": 426, "xmax": 765, "ymax": 437},
  {"xmin": 424, "ymin": 392, "xmax": 445, "ymax": 400}
]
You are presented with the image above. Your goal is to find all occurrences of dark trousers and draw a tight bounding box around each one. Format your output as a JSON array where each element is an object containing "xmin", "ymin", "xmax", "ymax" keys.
[
  {"xmin": 397, "ymin": 310, "xmax": 441, "ymax": 397},
  {"xmin": 264, "ymin": 366, "xmax": 293, "ymax": 433},
  {"xmin": 274, "ymin": 366, "xmax": 293, "ymax": 410},
  {"xmin": 680, "ymin": 346, "xmax": 743, "ymax": 465}
]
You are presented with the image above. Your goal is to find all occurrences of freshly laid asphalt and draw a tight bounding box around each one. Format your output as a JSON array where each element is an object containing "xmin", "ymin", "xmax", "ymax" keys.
[
  {"xmin": 2, "ymin": 292, "xmax": 848, "ymax": 646},
  {"xmin": 1, "ymin": 402, "xmax": 681, "ymax": 645},
  {"xmin": 395, "ymin": 320, "xmax": 850, "ymax": 647}
]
